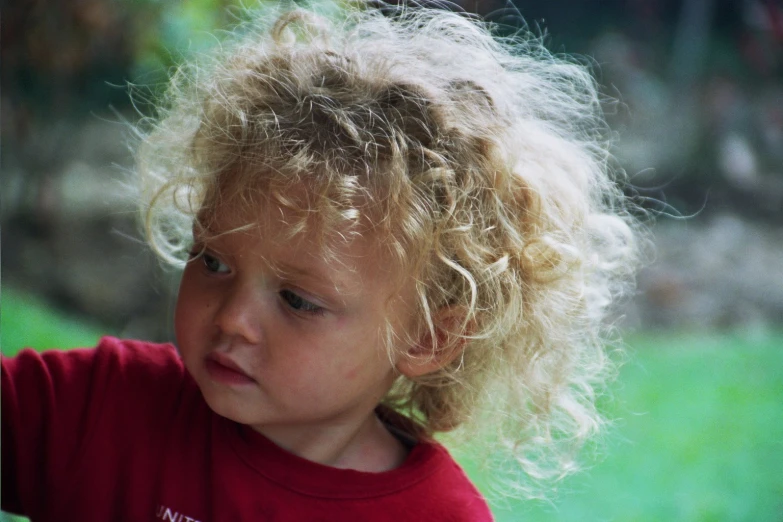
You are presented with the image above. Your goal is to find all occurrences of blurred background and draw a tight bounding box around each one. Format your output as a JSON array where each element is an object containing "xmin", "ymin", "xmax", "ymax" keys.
[{"xmin": 2, "ymin": 0, "xmax": 782, "ymax": 520}]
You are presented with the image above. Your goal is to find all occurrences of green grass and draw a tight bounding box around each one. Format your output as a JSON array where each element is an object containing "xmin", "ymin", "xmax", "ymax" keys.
[
  {"xmin": 467, "ymin": 330, "xmax": 783, "ymax": 521},
  {"xmin": 3, "ymin": 288, "xmax": 783, "ymax": 521},
  {"xmin": 1, "ymin": 288, "xmax": 112, "ymax": 356}
]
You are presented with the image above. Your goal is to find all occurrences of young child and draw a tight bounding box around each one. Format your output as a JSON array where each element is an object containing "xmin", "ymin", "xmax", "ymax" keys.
[{"xmin": 2, "ymin": 4, "xmax": 640, "ymax": 521}]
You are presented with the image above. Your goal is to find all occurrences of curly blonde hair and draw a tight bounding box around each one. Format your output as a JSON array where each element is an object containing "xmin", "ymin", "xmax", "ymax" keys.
[{"xmin": 136, "ymin": 3, "xmax": 641, "ymax": 495}]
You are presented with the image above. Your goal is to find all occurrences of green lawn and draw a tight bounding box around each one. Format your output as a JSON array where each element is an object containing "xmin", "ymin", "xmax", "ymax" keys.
[
  {"xmin": 2, "ymin": 288, "xmax": 782, "ymax": 521},
  {"xmin": 1, "ymin": 288, "xmax": 112, "ymax": 355},
  {"xmin": 468, "ymin": 331, "xmax": 783, "ymax": 521}
]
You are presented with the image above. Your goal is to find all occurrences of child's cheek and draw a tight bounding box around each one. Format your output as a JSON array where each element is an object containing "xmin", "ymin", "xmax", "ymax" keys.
[
  {"xmin": 334, "ymin": 316, "xmax": 348, "ymax": 329},
  {"xmin": 343, "ymin": 365, "xmax": 360, "ymax": 381}
]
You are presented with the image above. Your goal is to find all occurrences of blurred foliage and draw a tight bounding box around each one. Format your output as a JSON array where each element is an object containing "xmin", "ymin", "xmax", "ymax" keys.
[
  {"xmin": 5, "ymin": 0, "xmax": 779, "ymax": 112},
  {"xmin": 1, "ymin": 0, "xmax": 336, "ymax": 118},
  {"xmin": 129, "ymin": 0, "xmax": 246, "ymax": 94},
  {"xmin": 128, "ymin": 0, "xmax": 351, "ymax": 99},
  {"xmin": 3, "ymin": 0, "xmax": 780, "ymax": 218}
]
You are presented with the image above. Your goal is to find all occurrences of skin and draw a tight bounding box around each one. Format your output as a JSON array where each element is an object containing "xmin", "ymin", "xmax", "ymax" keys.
[{"xmin": 175, "ymin": 203, "xmax": 421, "ymax": 472}]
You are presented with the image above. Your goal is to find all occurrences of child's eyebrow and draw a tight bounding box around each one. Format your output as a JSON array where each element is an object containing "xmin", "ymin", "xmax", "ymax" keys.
[
  {"xmin": 192, "ymin": 222, "xmax": 254, "ymax": 242},
  {"xmin": 274, "ymin": 260, "xmax": 339, "ymax": 286},
  {"xmin": 272, "ymin": 260, "xmax": 358, "ymax": 301},
  {"xmin": 272, "ymin": 260, "xmax": 324, "ymax": 280}
]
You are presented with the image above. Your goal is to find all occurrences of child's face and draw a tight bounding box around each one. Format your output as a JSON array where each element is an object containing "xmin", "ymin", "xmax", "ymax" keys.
[{"xmin": 175, "ymin": 201, "xmax": 417, "ymax": 447}]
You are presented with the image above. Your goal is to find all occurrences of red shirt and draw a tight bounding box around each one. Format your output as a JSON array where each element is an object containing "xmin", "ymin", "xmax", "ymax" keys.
[{"xmin": 2, "ymin": 337, "xmax": 493, "ymax": 521}]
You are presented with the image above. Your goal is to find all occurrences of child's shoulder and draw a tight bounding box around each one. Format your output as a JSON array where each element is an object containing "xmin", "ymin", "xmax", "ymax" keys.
[
  {"xmin": 53, "ymin": 336, "xmax": 180, "ymax": 375},
  {"xmin": 93, "ymin": 336, "xmax": 183, "ymax": 374},
  {"xmin": 410, "ymin": 442, "xmax": 494, "ymax": 521},
  {"xmin": 83, "ymin": 336, "xmax": 188, "ymax": 395},
  {"xmin": 3, "ymin": 336, "xmax": 187, "ymax": 406}
]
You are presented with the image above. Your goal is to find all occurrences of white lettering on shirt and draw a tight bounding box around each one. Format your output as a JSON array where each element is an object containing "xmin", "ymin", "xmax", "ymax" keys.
[{"xmin": 155, "ymin": 504, "xmax": 202, "ymax": 522}]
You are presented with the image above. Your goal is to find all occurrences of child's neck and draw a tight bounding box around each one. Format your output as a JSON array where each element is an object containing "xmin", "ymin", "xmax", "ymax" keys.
[{"xmin": 253, "ymin": 413, "xmax": 409, "ymax": 473}]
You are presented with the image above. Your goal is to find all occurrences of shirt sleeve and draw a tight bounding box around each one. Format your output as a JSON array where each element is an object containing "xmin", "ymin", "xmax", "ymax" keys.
[{"xmin": 1, "ymin": 337, "xmax": 182, "ymax": 518}]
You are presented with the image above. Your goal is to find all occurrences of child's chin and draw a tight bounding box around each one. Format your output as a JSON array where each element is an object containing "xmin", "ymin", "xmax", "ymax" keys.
[{"xmin": 202, "ymin": 390, "xmax": 260, "ymax": 425}]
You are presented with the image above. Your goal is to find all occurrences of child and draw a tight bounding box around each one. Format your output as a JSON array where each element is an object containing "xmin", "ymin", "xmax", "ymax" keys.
[{"xmin": 2, "ymin": 4, "xmax": 640, "ymax": 521}]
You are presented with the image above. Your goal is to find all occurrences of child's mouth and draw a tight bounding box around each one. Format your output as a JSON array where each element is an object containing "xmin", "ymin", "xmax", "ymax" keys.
[{"xmin": 204, "ymin": 353, "xmax": 256, "ymax": 385}]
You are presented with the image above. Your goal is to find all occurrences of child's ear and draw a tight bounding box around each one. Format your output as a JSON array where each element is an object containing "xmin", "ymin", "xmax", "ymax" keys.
[{"xmin": 396, "ymin": 307, "xmax": 469, "ymax": 378}]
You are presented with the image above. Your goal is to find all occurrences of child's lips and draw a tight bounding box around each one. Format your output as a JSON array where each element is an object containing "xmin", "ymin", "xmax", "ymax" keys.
[{"xmin": 205, "ymin": 353, "xmax": 256, "ymax": 385}]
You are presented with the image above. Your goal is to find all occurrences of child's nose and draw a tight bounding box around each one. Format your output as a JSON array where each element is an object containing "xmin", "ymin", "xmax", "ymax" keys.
[{"xmin": 213, "ymin": 282, "xmax": 265, "ymax": 345}]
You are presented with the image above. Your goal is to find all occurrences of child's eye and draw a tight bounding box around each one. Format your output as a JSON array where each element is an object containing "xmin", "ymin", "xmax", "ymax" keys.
[
  {"xmin": 202, "ymin": 253, "xmax": 230, "ymax": 274},
  {"xmin": 279, "ymin": 289, "xmax": 324, "ymax": 315},
  {"xmin": 189, "ymin": 250, "xmax": 231, "ymax": 274}
]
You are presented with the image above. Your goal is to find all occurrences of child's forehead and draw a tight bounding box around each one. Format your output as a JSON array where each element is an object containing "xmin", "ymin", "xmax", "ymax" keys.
[
  {"xmin": 197, "ymin": 196, "xmax": 357, "ymax": 245},
  {"xmin": 197, "ymin": 197, "xmax": 390, "ymax": 270},
  {"xmin": 201, "ymin": 175, "xmax": 390, "ymax": 242}
]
